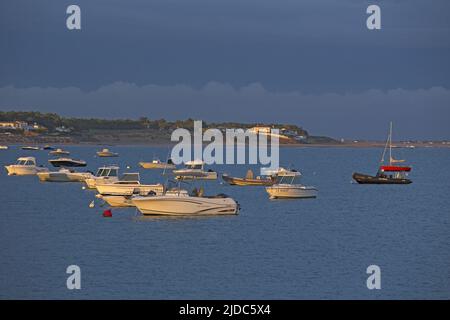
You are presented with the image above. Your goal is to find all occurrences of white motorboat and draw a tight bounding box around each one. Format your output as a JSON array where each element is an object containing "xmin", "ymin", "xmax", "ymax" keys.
[
  {"xmin": 265, "ymin": 169, "xmax": 318, "ymax": 199},
  {"xmin": 5, "ymin": 157, "xmax": 49, "ymax": 176},
  {"xmin": 173, "ymin": 160, "xmax": 217, "ymax": 180},
  {"xmin": 48, "ymin": 157, "xmax": 87, "ymax": 167},
  {"xmin": 95, "ymin": 173, "xmax": 164, "ymax": 196},
  {"xmin": 49, "ymin": 148, "xmax": 70, "ymax": 156},
  {"xmin": 37, "ymin": 168, "xmax": 92, "ymax": 182},
  {"xmin": 0, "ymin": 145, "xmax": 8, "ymax": 150},
  {"xmin": 84, "ymin": 166, "xmax": 120, "ymax": 189},
  {"xmin": 139, "ymin": 159, "xmax": 176, "ymax": 169},
  {"xmin": 132, "ymin": 188, "xmax": 239, "ymax": 216},
  {"xmin": 96, "ymin": 148, "xmax": 118, "ymax": 157}
]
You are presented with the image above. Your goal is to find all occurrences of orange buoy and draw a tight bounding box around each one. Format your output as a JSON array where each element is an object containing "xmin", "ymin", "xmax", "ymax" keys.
[{"xmin": 103, "ymin": 209, "xmax": 112, "ymax": 217}]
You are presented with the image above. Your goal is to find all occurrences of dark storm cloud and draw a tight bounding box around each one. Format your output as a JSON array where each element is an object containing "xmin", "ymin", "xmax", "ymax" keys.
[
  {"xmin": 0, "ymin": 0, "xmax": 449, "ymax": 139},
  {"xmin": 1, "ymin": 83, "xmax": 449, "ymax": 140}
]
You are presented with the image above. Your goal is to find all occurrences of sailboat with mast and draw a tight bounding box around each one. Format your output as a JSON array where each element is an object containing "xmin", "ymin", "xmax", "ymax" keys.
[{"xmin": 352, "ymin": 122, "xmax": 412, "ymax": 184}]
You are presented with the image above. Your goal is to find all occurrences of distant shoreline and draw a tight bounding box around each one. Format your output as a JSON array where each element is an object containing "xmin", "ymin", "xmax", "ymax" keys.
[{"xmin": 1, "ymin": 139, "xmax": 449, "ymax": 149}]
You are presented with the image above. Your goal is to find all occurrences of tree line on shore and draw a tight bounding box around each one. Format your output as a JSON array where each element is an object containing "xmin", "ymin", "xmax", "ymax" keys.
[{"xmin": 0, "ymin": 111, "xmax": 308, "ymax": 136}]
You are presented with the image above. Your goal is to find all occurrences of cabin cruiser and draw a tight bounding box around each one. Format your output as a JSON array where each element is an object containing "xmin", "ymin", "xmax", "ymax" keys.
[
  {"xmin": 84, "ymin": 166, "xmax": 120, "ymax": 189},
  {"xmin": 173, "ymin": 160, "xmax": 217, "ymax": 180},
  {"xmin": 49, "ymin": 148, "xmax": 70, "ymax": 156},
  {"xmin": 266, "ymin": 168, "xmax": 318, "ymax": 199},
  {"xmin": 48, "ymin": 157, "xmax": 87, "ymax": 167},
  {"xmin": 139, "ymin": 159, "xmax": 176, "ymax": 169},
  {"xmin": 37, "ymin": 168, "xmax": 92, "ymax": 182},
  {"xmin": 132, "ymin": 187, "xmax": 239, "ymax": 216},
  {"xmin": 96, "ymin": 148, "xmax": 118, "ymax": 157},
  {"xmin": 5, "ymin": 157, "xmax": 49, "ymax": 176},
  {"xmin": 95, "ymin": 173, "xmax": 164, "ymax": 196}
]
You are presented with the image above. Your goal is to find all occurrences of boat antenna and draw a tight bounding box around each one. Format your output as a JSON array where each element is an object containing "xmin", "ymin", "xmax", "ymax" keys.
[{"xmin": 162, "ymin": 147, "xmax": 171, "ymax": 177}]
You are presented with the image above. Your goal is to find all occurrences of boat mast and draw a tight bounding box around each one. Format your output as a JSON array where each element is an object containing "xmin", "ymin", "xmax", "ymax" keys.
[
  {"xmin": 380, "ymin": 122, "xmax": 391, "ymax": 164},
  {"xmin": 389, "ymin": 122, "xmax": 393, "ymax": 166}
]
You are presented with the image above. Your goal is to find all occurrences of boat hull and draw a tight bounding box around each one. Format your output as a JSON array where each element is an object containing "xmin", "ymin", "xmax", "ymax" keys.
[
  {"xmin": 100, "ymin": 195, "xmax": 134, "ymax": 207},
  {"xmin": 97, "ymin": 152, "xmax": 118, "ymax": 157},
  {"xmin": 49, "ymin": 159, "xmax": 87, "ymax": 167},
  {"xmin": 139, "ymin": 162, "xmax": 176, "ymax": 169},
  {"xmin": 352, "ymin": 172, "xmax": 412, "ymax": 184},
  {"xmin": 266, "ymin": 184, "xmax": 318, "ymax": 199},
  {"xmin": 37, "ymin": 171, "xmax": 91, "ymax": 182},
  {"xmin": 85, "ymin": 176, "xmax": 119, "ymax": 189},
  {"xmin": 5, "ymin": 165, "xmax": 48, "ymax": 176},
  {"xmin": 96, "ymin": 183, "xmax": 164, "ymax": 196},
  {"xmin": 132, "ymin": 196, "xmax": 239, "ymax": 216},
  {"xmin": 222, "ymin": 174, "xmax": 274, "ymax": 186}
]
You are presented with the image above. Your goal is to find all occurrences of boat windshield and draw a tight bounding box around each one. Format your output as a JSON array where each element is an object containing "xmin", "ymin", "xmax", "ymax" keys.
[
  {"xmin": 276, "ymin": 174, "xmax": 300, "ymax": 184},
  {"xmin": 186, "ymin": 164, "xmax": 203, "ymax": 170},
  {"xmin": 16, "ymin": 159, "xmax": 34, "ymax": 165}
]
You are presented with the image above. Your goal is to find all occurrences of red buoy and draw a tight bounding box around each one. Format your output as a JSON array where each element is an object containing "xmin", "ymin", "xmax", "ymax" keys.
[{"xmin": 103, "ymin": 209, "xmax": 112, "ymax": 217}]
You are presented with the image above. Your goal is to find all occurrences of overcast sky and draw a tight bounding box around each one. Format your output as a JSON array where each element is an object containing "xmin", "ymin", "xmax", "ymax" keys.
[{"xmin": 1, "ymin": 0, "xmax": 449, "ymax": 139}]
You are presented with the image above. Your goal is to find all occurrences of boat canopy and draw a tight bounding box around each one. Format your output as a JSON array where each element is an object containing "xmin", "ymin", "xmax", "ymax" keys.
[
  {"xmin": 120, "ymin": 173, "xmax": 140, "ymax": 181},
  {"xmin": 16, "ymin": 157, "xmax": 36, "ymax": 165},
  {"xmin": 379, "ymin": 165, "xmax": 411, "ymax": 172}
]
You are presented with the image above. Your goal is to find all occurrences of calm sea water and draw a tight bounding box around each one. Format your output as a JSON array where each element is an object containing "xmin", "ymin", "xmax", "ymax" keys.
[{"xmin": 0, "ymin": 145, "xmax": 449, "ymax": 299}]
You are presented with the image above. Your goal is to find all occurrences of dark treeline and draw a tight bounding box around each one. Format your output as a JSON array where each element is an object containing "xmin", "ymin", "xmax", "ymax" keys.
[{"xmin": 0, "ymin": 111, "xmax": 308, "ymax": 135}]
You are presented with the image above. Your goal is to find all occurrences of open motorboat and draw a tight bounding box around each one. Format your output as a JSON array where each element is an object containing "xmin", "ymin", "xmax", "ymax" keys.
[
  {"xmin": 132, "ymin": 187, "xmax": 239, "ymax": 216},
  {"xmin": 84, "ymin": 166, "xmax": 120, "ymax": 189},
  {"xmin": 5, "ymin": 157, "xmax": 49, "ymax": 176},
  {"xmin": 42, "ymin": 145, "xmax": 55, "ymax": 150},
  {"xmin": 0, "ymin": 145, "xmax": 8, "ymax": 150},
  {"xmin": 173, "ymin": 160, "xmax": 217, "ymax": 180},
  {"xmin": 222, "ymin": 169, "xmax": 275, "ymax": 186},
  {"xmin": 95, "ymin": 173, "xmax": 164, "ymax": 196},
  {"xmin": 96, "ymin": 148, "xmax": 118, "ymax": 157},
  {"xmin": 139, "ymin": 158, "xmax": 176, "ymax": 169},
  {"xmin": 353, "ymin": 122, "xmax": 412, "ymax": 184},
  {"xmin": 37, "ymin": 168, "xmax": 92, "ymax": 182},
  {"xmin": 48, "ymin": 157, "xmax": 87, "ymax": 167},
  {"xmin": 266, "ymin": 168, "xmax": 318, "ymax": 199},
  {"xmin": 49, "ymin": 148, "xmax": 70, "ymax": 156}
]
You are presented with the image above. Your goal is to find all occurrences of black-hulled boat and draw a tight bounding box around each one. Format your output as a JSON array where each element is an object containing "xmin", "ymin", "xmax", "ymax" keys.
[
  {"xmin": 353, "ymin": 122, "xmax": 412, "ymax": 185},
  {"xmin": 48, "ymin": 157, "xmax": 87, "ymax": 167},
  {"xmin": 353, "ymin": 167, "xmax": 412, "ymax": 184}
]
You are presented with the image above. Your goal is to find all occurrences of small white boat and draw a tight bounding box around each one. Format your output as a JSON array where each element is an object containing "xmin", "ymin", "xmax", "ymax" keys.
[
  {"xmin": 49, "ymin": 148, "xmax": 70, "ymax": 156},
  {"xmin": 84, "ymin": 166, "xmax": 120, "ymax": 189},
  {"xmin": 96, "ymin": 148, "xmax": 119, "ymax": 157},
  {"xmin": 48, "ymin": 157, "xmax": 87, "ymax": 167},
  {"xmin": 173, "ymin": 160, "xmax": 217, "ymax": 180},
  {"xmin": 0, "ymin": 145, "xmax": 8, "ymax": 150},
  {"xmin": 132, "ymin": 188, "xmax": 239, "ymax": 216},
  {"xmin": 5, "ymin": 157, "xmax": 49, "ymax": 176},
  {"xmin": 95, "ymin": 173, "xmax": 164, "ymax": 196},
  {"xmin": 266, "ymin": 169, "xmax": 318, "ymax": 199},
  {"xmin": 37, "ymin": 168, "xmax": 92, "ymax": 182},
  {"xmin": 139, "ymin": 159, "xmax": 176, "ymax": 169}
]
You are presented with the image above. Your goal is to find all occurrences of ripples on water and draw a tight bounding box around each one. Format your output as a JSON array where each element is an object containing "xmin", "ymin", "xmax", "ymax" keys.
[{"xmin": 0, "ymin": 146, "xmax": 449, "ymax": 299}]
